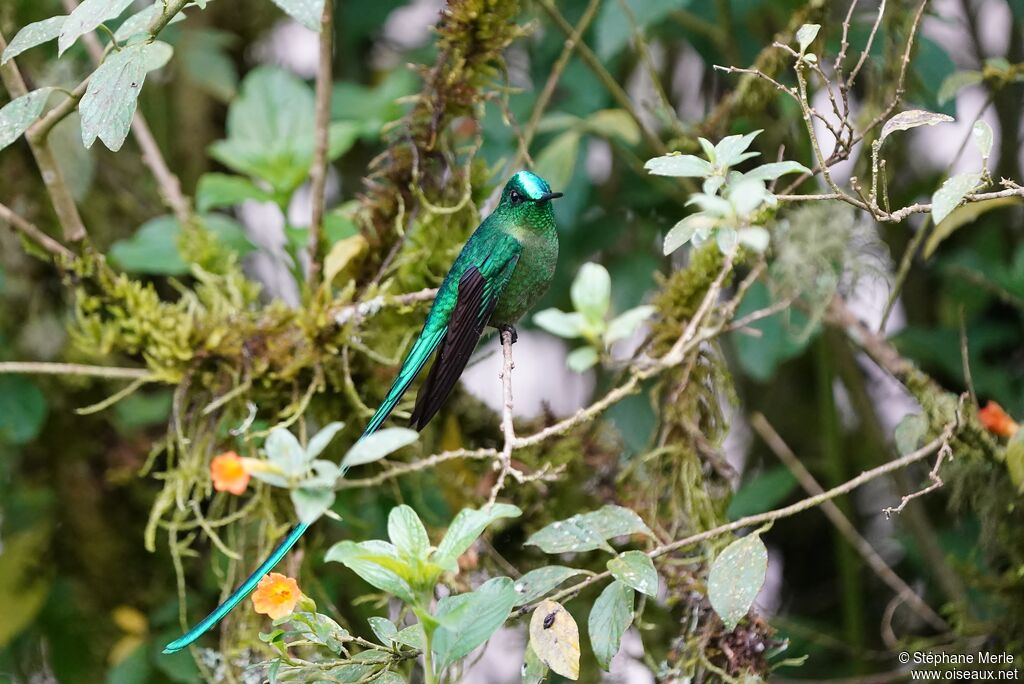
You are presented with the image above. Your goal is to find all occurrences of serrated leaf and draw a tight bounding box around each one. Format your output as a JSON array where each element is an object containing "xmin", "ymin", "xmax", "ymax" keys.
[
  {"xmin": 931, "ymin": 172, "xmax": 984, "ymax": 225},
  {"xmin": 80, "ymin": 43, "xmax": 151, "ymax": 151},
  {"xmin": 269, "ymin": 0, "xmax": 325, "ymax": 31},
  {"xmin": 795, "ymin": 24, "xmax": 820, "ymax": 53},
  {"xmin": 533, "ymin": 309, "xmax": 586, "ymax": 339},
  {"xmin": 529, "ymin": 600, "xmax": 579, "ymax": 680},
  {"xmin": 880, "ymin": 110, "xmax": 954, "ymax": 143},
  {"xmin": 708, "ymin": 534, "xmax": 768, "ymax": 630},
  {"xmin": 59, "ymin": 0, "xmax": 134, "ymax": 55},
  {"xmin": 291, "ymin": 486, "xmax": 335, "ymax": 525},
  {"xmin": 0, "ymin": 88, "xmax": 56, "ymax": 153},
  {"xmin": 367, "ymin": 616, "xmax": 398, "ymax": 645},
  {"xmin": 607, "ymin": 551, "xmax": 658, "ymax": 597},
  {"xmin": 340, "ymin": 427, "xmax": 418, "ymax": 470},
  {"xmin": 2, "ymin": 16, "xmax": 66, "ymax": 65},
  {"xmin": 588, "ymin": 580, "xmax": 634, "ymax": 670},
  {"xmin": 570, "ymin": 262, "xmax": 611, "ymax": 323},
  {"xmin": 432, "ymin": 577, "xmax": 517, "ymax": 670},
  {"xmin": 388, "ymin": 505, "xmax": 430, "ymax": 561},
  {"xmin": 644, "ymin": 153, "xmax": 712, "ymax": 178},
  {"xmin": 894, "ymin": 413, "xmax": 928, "ymax": 455},
  {"xmin": 566, "ymin": 346, "xmax": 599, "ymax": 373},
  {"xmin": 513, "ymin": 567, "xmax": 588, "ymax": 607},
  {"xmin": 196, "ymin": 172, "xmax": 275, "ymax": 211},
  {"xmin": 433, "ymin": 504, "xmax": 521, "ymax": 571},
  {"xmin": 324, "ymin": 540, "xmax": 416, "ymax": 603},
  {"xmin": 605, "ymin": 305, "xmax": 655, "ymax": 344},
  {"xmin": 306, "ymin": 421, "xmax": 344, "ymax": 459},
  {"xmin": 972, "ymin": 120, "xmax": 993, "ymax": 162}
]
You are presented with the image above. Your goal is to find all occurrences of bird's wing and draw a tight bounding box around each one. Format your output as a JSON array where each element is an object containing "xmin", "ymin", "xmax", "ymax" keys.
[{"xmin": 409, "ymin": 237, "xmax": 521, "ymax": 430}]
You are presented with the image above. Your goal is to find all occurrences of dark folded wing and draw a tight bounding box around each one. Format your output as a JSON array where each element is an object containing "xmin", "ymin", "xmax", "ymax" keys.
[{"xmin": 409, "ymin": 244, "xmax": 520, "ymax": 430}]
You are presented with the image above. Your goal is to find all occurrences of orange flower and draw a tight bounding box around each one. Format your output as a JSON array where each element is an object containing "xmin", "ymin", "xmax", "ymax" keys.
[
  {"xmin": 978, "ymin": 401, "xmax": 1019, "ymax": 439},
  {"xmin": 252, "ymin": 572, "xmax": 302, "ymax": 620},
  {"xmin": 210, "ymin": 451, "xmax": 250, "ymax": 495}
]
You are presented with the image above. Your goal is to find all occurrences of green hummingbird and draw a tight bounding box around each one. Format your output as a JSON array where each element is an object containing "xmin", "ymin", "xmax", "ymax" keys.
[{"xmin": 164, "ymin": 170, "xmax": 562, "ymax": 653}]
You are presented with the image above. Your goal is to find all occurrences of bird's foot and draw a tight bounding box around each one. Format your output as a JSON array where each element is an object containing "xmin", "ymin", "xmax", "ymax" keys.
[{"xmin": 497, "ymin": 324, "xmax": 518, "ymax": 345}]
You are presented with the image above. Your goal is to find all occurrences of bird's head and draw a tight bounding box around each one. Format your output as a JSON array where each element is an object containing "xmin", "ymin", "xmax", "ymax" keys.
[{"xmin": 498, "ymin": 171, "xmax": 563, "ymax": 219}]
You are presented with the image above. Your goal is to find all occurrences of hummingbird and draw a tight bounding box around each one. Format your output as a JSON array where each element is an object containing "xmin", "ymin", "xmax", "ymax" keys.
[{"xmin": 163, "ymin": 170, "xmax": 562, "ymax": 653}]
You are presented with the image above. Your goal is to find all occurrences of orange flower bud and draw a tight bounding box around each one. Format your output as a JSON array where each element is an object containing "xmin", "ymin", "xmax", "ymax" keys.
[
  {"xmin": 210, "ymin": 451, "xmax": 250, "ymax": 495},
  {"xmin": 252, "ymin": 572, "xmax": 301, "ymax": 620},
  {"xmin": 978, "ymin": 401, "xmax": 1019, "ymax": 439}
]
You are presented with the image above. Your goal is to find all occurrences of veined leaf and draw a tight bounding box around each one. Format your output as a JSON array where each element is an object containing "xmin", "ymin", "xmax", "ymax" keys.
[
  {"xmin": 0, "ymin": 88, "xmax": 56, "ymax": 153},
  {"xmin": 880, "ymin": 110, "xmax": 954, "ymax": 143},
  {"xmin": 269, "ymin": 0, "xmax": 325, "ymax": 31},
  {"xmin": 432, "ymin": 577, "xmax": 517, "ymax": 670},
  {"xmin": 707, "ymin": 533, "xmax": 768, "ymax": 630},
  {"xmin": 80, "ymin": 43, "xmax": 152, "ymax": 151},
  {"xmin": 931, "ymin": 172, "xmax": 984, "ymax": 225},
  {"xmin": 388, "ymin": 505, "xmax": 430, "ymax": 561},
  {"xmin": 432, "ymin": 504, "xmax": 521, "ymax": 571},
  {"xmin": 513, "ymin": 566, "xmax": 588, "ymax": 607},
  {"xmin": 59, "ymin": 0, "xmax": 134, "ymax": 55},
  {"xmin": 2, "ymin": 16, "xmax": 66, "ymax": 65},
  {"xmin": 324, "ymin": 540, "xmax": 416, "ymax": 604},
  {"xmin": 607, "ymin": 551, "xmax": 658, "ymax": 597},
  {"xmin": 588, "ymin": 580, "xmax": 634, "ymax": 670}
]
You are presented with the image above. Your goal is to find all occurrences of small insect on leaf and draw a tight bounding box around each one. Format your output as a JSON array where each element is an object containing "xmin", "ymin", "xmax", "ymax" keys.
[
  {"xmin": 543, "ymin": 611, "xmax": 556, "ymax": 629},
  {"xmin": 529, "ymin": 600, "xmax": 580, "ymax": 680}
]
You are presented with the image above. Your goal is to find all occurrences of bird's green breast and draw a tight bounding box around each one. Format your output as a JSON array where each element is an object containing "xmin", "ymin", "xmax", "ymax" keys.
[{"xmin": 490, "ymin": 218, "xmax": 559, "ymax": 325}]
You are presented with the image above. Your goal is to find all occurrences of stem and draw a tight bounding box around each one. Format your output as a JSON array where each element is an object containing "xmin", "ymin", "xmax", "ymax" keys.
[{"xmin": 307, "ymin": 0, "xmax": 335, "ymax": 288}]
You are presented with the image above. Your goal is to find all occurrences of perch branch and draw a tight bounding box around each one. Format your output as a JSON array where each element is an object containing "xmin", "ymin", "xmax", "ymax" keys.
[
  {"xmin": 487, "ymin": 329, "xmax": 522, "ymax": 505},
  {"xmin": 0, "ymin": 202, "xmax": 74, "ymax": 259},
  {"xmin": 307, "ymin": 0, "xmax": 335, "ymax": 288},
  {"xmin": 0, "ymin": 362, "xmax": 152, "ymax": 379}
]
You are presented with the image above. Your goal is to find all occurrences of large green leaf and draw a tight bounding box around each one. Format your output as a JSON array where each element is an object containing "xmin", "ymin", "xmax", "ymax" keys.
[
  {"xmin": 2, "ymin": 16, "xmax": 66, "ymax": 65},
  {"xmin": 269, "ymin": 0, "xmax": 325, "ymax": 31},
  {"xmin": 0, "ymin": 88, "xmax": 56, "ymax": 153},
  {"xmin": 58, "ymin": 0, "xmax": 133, "ymax": 55},
  {"xmin": 707, "ymin": 534, "xmax": 768, "ymax": 630},
  {"xmin": 387, "ymin": 505, "xmax": 430, "ymax": 561},
  {"xmin": 588, "ymin": 580, "xmax": 634, "ymax": 670},
  {"xmin": 108, "ymin": 214, "xmax": 254, "ymax": 275},
  {"xmin": 513, "ymin": 566, "xmax": 589, "ymax": 607},
  {"xmin": 432, "ymin": 503, "xmax": 521, "ymax": 571},
  {"xmin": 606, "ymin": 551, "xmax": 659, "ymax": 597},
  {"xmin": 431, "ymin": 577, "xmax": 517, "ymax": 670},
  {"xmin": 196, "ymin": 173, "xmax": 275, "ymax": 211},
  {"xmin": 526, "ymin": 506, "xmax": 653, "ymax": 554},
  {"xmin": 324, "ymin": 540, "xmax": 416, "ymax": 604},
  {"xmin": 80, "ymin": 43, "xmax": 155, "ymax": 151}
]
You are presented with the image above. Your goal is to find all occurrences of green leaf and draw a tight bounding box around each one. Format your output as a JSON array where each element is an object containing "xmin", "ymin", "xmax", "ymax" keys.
[
  {"xmin": 108, "ymin": 213, "xmax": 254, "ymax": 275},
  {"xmin": 432, "ymin": 577, "xmax": 518, "ymax": 670},
  {"xmin": 114, "ymin": 4, "xmax": 186, "ymax": 41},
  {"xmin": 290, "ymin": 486, "xmax": 335, "ymax": 524},
  {"xmin": 522, "ymin": 643, "xmax": 549, "ymax": 684},
  {"xmin": 605, "ymin": 305, "xmax": 655, "ymax": 344},
  {"xmin": 529, "ymin": 600, "xmax": 580, "ymax": 680},
  {"xmin": 707, "ymin": 534, "xmax": 768, "ymax": 630},
  {"xmin": 1006, "ymin": 432, "xmax": 1024, "ymax": 493},
  {"xmin": 324, "ymin": 540, "xmax": 417, "ymax": 604},
  {"xmin": 931, "ymin": 172, "xmax": 984, "ymax": 225},
  {"xmin": 265, "ymin": 427, "xmax": 308, "ymax": 476},
  {"xmin": 644, "ymin": 154, "xmax": 712, "ymax": 178},
  {"xmin": 196, "ymin": 173, "xmax": 275, "ymax": 211},
  {"xmin": 0, "ymin": 88, "xmax": 56, "ymax": 153},
  {"xmin": 894, "ymin": 413, "xmax": 928, "ymax": 455},
  {"xmin": 937, "ymin": 70, "xmax": 983, "ymax": 105},
  {"xmin": 80, "ymin": 43, "xmax": 152, "ymax": 151},
  {"xmin": 795, "ymin": 24, "xmax": 820, "ymax": 53},
  {"xmin": 879, "ymin": 109, "xmax": 954, "ymax": 143},
  {"xmin": 533, "ymin": 130, "xmax": 580, "ymax": 196},
  {"xmin": 533, "ymin": 309, "xmax": 586, "ymax": 339},
  {"xmin": 306, "ymin": 421, "xmax": 344, "ymax": 459},
  {"xmin": 393, "ymin": 623, "xmax": 425, "ymax": 650},
  {"xmin": 714, "ymin": 130, "xmax": 762, "ymax": 169},
  {"xmin": 584, "ymin": 109, "xmax": 640, "ymax": 145},
  {"xmin": 2, "ymin": 16, "xmax": 66, "ymax": 65},
  {"xmin": 367, "ymin": 616, "xmax": 398, "ymax": 645},
  {"xmin": 727, "ymin": 466, "xmax": 798, "ymax": 520},
  {"xmin": 388, "ymin": 505, "xmax": 431, "ymax": 561},
  {"xmin": 341, "ymin": 427, "xmax": 418, "ymax": 470},
  {"xmin": 526, "ymin": 506, "xmax": 653, "ymax": 555},
  {"xmin": 513, "ymin": 567, "xmax": 588, "ymax": 607},
  {"xmin": 571, "ymin": 262, "xmax": 611, "ymax": 324},
  {"xmin": 595, "ymin": 0, "xmax": 686, "ymax": 60},
  {"xmin": 269, "ymin": 0, "xmax": 325, "ymax": 31},
  {"xmin": 923, "ymin": 196, "xmax": 1020, "ymax": 259},
  {"xmin": 58, "ymin": 0, "xmax": 133, "ymax": 55},
  {"xmin": 566, "ymin": 346, "xmax": 599, "ymax": 373},
  {"xmin": 143, "ymin": 41, "xmax": 174, "ymax": 71},
  {"xmin": 433, "ymin": 504, "xmax": 521, "ymax": 571},
  {"xmin": 972, "ymin": 120, "xmax": 993, "ymax": 163},
  {"xmin": 607, "ymin": 551, "xmax": 658, "ymax": 597},
  {"xmin": 0, "ymin": 376, "xmax": 46, "ymax": 446},
  {"xmin": 588, "ymin": 580, "xmax": 634, "ymax": 670},
  {"xmin": 663, "ymin": 214, "xmax": 717, "ymax": 255},
  {"xmin": 740, "ymin": 161, "xmax": 811, "ymax": 183},
  {"xmin": 178, "ymin": 29, "xmax": 239, "ymax": 103}
]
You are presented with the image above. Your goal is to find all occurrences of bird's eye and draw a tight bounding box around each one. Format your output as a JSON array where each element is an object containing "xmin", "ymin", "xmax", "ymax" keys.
[{"xmin": 509, "ymin": 189, "xmax": 522, "ymax": 205}]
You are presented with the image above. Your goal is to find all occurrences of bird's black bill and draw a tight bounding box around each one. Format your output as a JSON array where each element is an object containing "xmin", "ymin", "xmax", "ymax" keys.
[{"xmin": 535, "ymin": 191, "xmax": 564, "ymax": 203}]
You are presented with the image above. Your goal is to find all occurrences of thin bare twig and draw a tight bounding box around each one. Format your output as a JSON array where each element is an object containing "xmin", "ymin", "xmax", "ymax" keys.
[
  {"xmin": 0, "ymin": 362, "xmax": 152, "ymax": 379},
  {"xmin": 307, "ymin": 0, "xmax": 335, "ymax": 288},
  {"xmin": 488, "ymin": 329, "xmax": 521, "ymax": 505},
  {"xmin": 750, "ymin": 412, "xmax": 949, "ymax": 632},
  {"xmin": 0, "ymin": 202, "xmax": 74, "ymax": 259}
]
